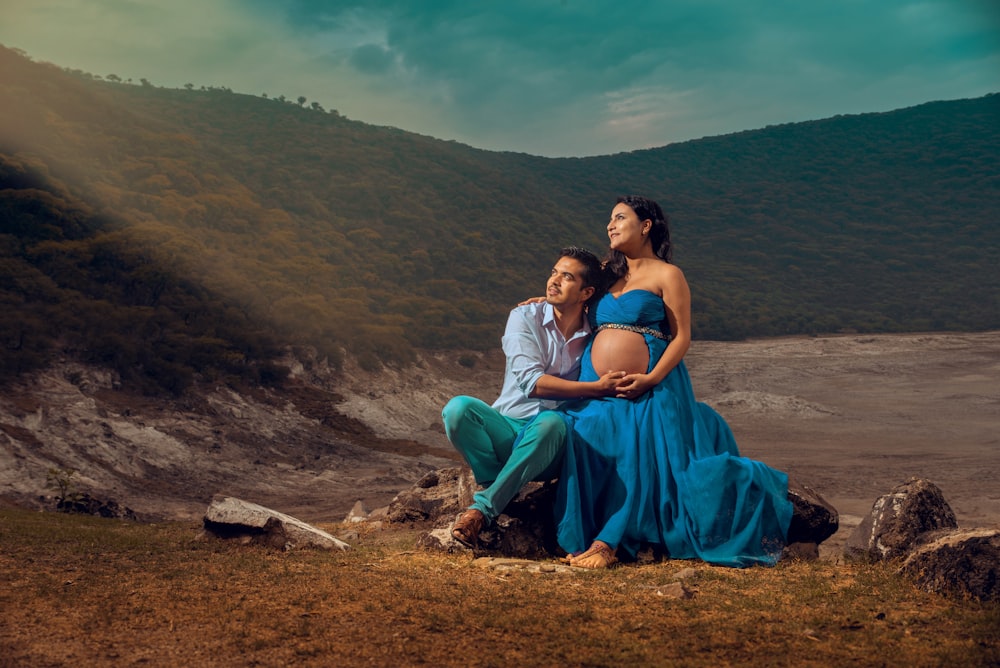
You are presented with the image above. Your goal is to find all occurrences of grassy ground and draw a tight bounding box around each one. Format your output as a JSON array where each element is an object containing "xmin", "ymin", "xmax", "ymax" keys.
[{"xmin": 0, "ymin": 508, "xmax": 996, "ymax": 667}]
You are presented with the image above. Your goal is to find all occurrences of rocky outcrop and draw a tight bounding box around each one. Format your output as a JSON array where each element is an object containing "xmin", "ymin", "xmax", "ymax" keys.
[
  {"xmin": 844, "ymin": 478, "xmax": 958, "ymax": 562},
  {"xmin": 389, "ymin": 467, "xmax": 561, "ymax": 559},
  {"xmin": 900, "ymin": 528, "xmax": 1000, "ymax": 602},
  {"xmin": 390, "ymin": 467, "xmax": 839, "ymax": 562},
  {"xmin": 387, "ymin": 467, "xmax": 476, "ymax": 524},
  {"xmin": 0, "ymin": 361, "xmax": 448, "ymax": 523},
  {"xmin": 203, "ymin": 496, "xmax": 350, "ymax": 551}
]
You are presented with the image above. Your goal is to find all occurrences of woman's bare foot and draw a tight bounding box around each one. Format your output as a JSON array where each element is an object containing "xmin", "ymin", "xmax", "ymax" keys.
[{"xmin": 570, "ymin": 540, "xmax": 618, "ymax": 569}]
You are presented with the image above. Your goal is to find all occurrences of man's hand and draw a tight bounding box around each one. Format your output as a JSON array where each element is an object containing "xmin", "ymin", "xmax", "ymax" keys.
[
  {"xmin": 615, "ymin": 373, "xmax": 656, "ymax": 399},
  {"xmin": 594, "ymin": 370, "xmax": 627, "ymax": 396}
]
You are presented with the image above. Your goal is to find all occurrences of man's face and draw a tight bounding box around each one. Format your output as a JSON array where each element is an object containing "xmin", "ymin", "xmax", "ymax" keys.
[{"xmin": 546, "ymin": 256, "xmax": 593, "ymax": 309}]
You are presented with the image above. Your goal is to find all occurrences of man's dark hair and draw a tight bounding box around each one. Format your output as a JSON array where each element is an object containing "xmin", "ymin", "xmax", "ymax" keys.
[{"xmin": 559, "ymin": 246, "xmax": 606, "ymax": 306}]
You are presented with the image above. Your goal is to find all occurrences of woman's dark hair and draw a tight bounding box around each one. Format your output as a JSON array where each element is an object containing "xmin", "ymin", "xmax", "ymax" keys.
[
  {"xmin": 604, "ymin": 195, "xmax": 672, "ymax": 282},
  {"xmin": 559, "ymin": 246, "xmax": 606, "ymax": 307}
]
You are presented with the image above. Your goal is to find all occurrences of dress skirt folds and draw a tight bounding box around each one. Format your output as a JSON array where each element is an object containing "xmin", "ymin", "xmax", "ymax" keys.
[{"xmin": 554, "ymin": 290, "xmax": 792, "ymax": 567}]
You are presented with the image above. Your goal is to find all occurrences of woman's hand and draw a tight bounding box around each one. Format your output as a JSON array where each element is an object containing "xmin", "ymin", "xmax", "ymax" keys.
[
  {"xmin": 615, "ymin": 373, "xmax": 656, "ymax": 399},
  {"xmin": 518, "ymin": 296, "xmax": 546, "ymax": 306}
]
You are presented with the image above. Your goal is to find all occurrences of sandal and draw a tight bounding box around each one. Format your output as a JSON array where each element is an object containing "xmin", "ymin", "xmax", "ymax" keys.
[{"xmin": 569, "ymin": 540, "xmax": 618, "ymax": 569}]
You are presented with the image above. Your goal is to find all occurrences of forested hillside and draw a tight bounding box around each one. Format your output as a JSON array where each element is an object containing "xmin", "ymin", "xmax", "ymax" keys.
[{"xmin": 1, "ymin": 45, "xmax": 997, "ymax": 393}]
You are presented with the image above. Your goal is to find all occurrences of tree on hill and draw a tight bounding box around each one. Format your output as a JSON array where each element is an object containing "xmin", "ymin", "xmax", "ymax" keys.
[{"xmin": 0, "ymin": 44, "xmax": 997, "ymax": 393}]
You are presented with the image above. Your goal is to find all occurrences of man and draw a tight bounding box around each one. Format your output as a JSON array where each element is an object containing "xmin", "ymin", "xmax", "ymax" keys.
[{"xmin": 442, "ymin": 246, "xmax": 626, "ymax": 547}]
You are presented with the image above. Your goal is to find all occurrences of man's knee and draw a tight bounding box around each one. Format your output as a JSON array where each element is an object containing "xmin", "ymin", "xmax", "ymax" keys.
[
  {"xmin": 521, "ymin": 412, "xmax": 566, "ymax": 449},
  {"xmin": 442, "ymin": 395, "xmax": 479, "ymax": 435},
  {"xmin": 534, "ymin": 412, "xmax": 567, "ymax": 438}
]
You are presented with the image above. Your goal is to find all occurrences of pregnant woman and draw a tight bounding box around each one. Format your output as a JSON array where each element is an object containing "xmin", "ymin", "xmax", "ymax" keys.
[{"xmin": 556, "ymin": 196, "xmax": 794, "ymax": 569}]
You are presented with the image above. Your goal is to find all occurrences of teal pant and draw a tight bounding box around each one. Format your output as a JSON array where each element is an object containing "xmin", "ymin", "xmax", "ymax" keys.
[{"xmin": 442, "ymin": 396, "xmax": 566, "ymax": 524}]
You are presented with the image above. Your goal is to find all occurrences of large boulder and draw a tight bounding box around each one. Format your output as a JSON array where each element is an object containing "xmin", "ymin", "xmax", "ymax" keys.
[
  {"xmin": 900, "ymin": 528, "xmax": 1000, "ymax": 602},
  {"xmin": 203, "ymin": 496, "xmax": 350, "ymax": 551},
  {"xmin": 844, "ymin": 478, "xmax": 958, "ymax": 562}
]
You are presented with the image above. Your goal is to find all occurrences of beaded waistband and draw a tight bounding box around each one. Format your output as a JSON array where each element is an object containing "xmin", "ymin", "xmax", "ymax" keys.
[{"xmin": 596, "ymin": 323, "xmax": 671, "ymax": 341}]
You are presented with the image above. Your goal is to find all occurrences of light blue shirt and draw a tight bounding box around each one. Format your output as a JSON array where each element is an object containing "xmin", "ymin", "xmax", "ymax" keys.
[{"xmin": 491, "ymin": 302, "xmax": 592, "ymax": 421}]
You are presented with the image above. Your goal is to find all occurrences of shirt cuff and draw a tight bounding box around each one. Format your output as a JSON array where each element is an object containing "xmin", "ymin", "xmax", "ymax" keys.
[{"xmin": 518, "ymin": 369, "xmax": 544, "ymax": 398}]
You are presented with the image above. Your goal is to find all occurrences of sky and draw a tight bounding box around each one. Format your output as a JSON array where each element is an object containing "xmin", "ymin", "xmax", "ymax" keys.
[{"xmin": 2, "ymin": 0, "xmax": 998, "ymax": 157}]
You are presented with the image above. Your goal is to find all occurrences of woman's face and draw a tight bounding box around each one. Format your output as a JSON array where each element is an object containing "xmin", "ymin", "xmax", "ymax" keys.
[{"xmin": 607, "ymin": 202, "xmax": 649, "ymax": 252}]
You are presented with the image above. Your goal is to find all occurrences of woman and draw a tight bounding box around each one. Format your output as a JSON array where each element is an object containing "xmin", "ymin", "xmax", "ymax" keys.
[{"xmin": 555, "ymin": 196, "xmax": 793, "ymax": 568}]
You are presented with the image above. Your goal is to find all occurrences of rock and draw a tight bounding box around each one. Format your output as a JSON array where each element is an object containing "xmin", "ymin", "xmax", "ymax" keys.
[
  {"xmin": 844, "ymin": 478, "xmax": 958, "ymax": 562},
  {"xmin": 781, "ymin": 541, "xmax": 820, "ymax": 561},
  {"xmin": 416, "ymin": 527, "xmax": 469, "ymax": 553},
  {"xmin": 337, "ymin": 529, "xmax": 360, "ymax": 542},
  {"xmin": 786, "ymin": 478, "xmax": 839, "ymax": 545},
  {"xmin": 395, "ymin": 468, "xmax": 843, "ymax": 562},
  {"xmin": 344, "ymin": 499, "xmax": 368, "ymax": 523},
  {"xmin": 633, "ymin": 544, "xmax": 668, "ymax": 564},
  {"xmin": 203, "ymin": 496, "xmax": 349, "ymax": 551},
  {"xmin": 478, "ymin": 483, "xmax": 560, "ymax": 559},
  {"xmin": 387, "ymin": 467, "xmax": 475, "ymax": 523},
  {"xmin": 57, "ymin": 493, "xmax": 137, "ymax": 521},
  {"xmin": 390, "ymin": 467, "xmax": 561, "ymax": 559},
  {"xmin": 656, "ymin": 581, "xmax": 696, "ymax": 599},
  {"xmin": 471, "ymin": 557, "xmax": 575, "ymax": 574},
  {"xmin": 900, "ymin": 528, "xmax": 1000, "ymax": 602}
]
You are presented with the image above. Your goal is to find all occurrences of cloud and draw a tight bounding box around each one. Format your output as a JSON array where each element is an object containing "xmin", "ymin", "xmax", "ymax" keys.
[
  {"xmin": 349, "ymin": 44, "xmax": 395, "ymax": 74},
  {"xmin": 1, "ymin": 0, "xmax": 997, "ymax": 156}
]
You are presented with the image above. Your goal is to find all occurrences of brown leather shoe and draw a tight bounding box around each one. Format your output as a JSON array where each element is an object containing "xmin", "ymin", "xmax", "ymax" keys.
[{"xmin": 452, "ymin": 508, "xmax": 486, "ymax": 548}]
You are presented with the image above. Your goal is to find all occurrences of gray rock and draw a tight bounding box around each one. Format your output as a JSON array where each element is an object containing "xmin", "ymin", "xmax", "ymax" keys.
[
  {"xmin": 344, "ymin": 499, "xmax": 368, "ymax": 523},
  {"xmin": 203, "ymin": 496, "xmax": 349, "ymax": 551},
  {"xmin": 656, "ymin": 581, "xmax": 696, "ymax": 599},
  {"xmin": 844, "ymin": 478, "xmax": 958, "ymax": 562},
  {"xmin": 900, "ymin": 528, "xmax": 1000, "ymax": 602}
]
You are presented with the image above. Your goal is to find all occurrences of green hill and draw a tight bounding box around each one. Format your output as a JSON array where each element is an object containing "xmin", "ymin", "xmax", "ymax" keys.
[{"xmin": 1, "ymin": 45, "xmax": 997, "ymax": 393}]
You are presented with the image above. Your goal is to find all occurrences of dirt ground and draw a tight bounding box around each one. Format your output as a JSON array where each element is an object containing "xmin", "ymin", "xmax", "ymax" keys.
[{"xmin": 2, "ymin": 332, "xmax": 997, "ymax": 667}]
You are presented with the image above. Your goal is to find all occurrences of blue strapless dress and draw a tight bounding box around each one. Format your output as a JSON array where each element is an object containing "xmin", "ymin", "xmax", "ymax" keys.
[{"xmin": 554, "ymin": 290, "xmax": 792, "ymax": 566}]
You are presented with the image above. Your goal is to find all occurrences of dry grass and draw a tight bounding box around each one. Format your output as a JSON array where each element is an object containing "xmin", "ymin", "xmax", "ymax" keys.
[{"xmin": 1, "ymin": 509, "xmax": 997, "ymax": 667}]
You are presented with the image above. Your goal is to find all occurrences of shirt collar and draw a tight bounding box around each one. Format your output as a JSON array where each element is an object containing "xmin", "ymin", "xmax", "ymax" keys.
[{"xmin": 542, "ymin": 302, "xmax": 592, "ymax": 338}]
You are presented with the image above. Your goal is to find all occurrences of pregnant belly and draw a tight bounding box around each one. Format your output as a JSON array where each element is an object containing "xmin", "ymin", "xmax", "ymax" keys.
[{"xmin": 590, "ymin": 329, "xmax": 650, "ymax": 375}]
